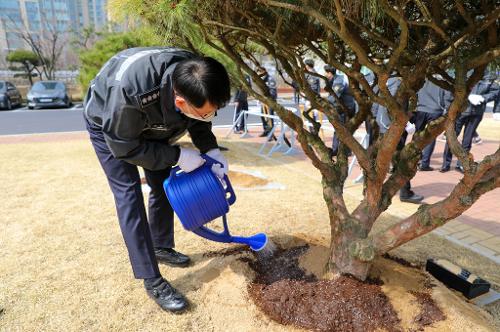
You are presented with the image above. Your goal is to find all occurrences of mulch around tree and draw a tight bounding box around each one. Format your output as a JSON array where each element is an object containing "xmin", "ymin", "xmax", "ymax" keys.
[{"xmin": 244, "ymin": 245, "xmax": 420, "ymax": 332}]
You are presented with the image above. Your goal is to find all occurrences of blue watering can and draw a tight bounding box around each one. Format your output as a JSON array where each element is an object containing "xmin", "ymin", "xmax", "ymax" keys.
[{"xmin": 163, "ymin": 155, "xmax": 268, "ymax": 251}]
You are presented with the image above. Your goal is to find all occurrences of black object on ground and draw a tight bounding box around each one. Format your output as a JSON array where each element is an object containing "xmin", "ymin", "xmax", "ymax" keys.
[{"xmin": 426, "ymin": 258, "xmax": 490, "ymax": 299}]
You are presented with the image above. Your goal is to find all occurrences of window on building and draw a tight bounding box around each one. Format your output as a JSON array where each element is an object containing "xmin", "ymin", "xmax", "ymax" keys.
[{"xmin": 25, "ymin": 1, "xmax": 41, "ymax": 31}]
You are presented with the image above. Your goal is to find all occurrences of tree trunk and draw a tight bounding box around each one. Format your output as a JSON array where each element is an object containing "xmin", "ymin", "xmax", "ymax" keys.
[
  {"xmin": 327, "ymin": 219, "xmax": 373, "ymax": 281},
  {"xmin": 322, "ymin": 179, "xmax": 373, "ymax": 281},
  {"xmin": 22, "ymin": 62, "xmax": 33, "ymax": 86}
]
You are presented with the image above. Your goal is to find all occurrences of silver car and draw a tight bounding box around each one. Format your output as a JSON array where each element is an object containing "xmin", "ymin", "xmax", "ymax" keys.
[
  {"xmin": 27, "ymin": 81, "xmax": 72, "ymax": 109},
  {"xmin": 0, "ymin": 81, "xmax": 23, "ymax": 110}
]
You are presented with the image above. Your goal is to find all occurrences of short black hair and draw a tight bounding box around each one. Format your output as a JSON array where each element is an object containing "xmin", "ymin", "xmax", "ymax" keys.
[
  {"xmin": 173, "ymin": 57, "xmax": 230, "ymax": 108},
  {"xmin": 324, "ymin": 65, "xmax": 335, "ymax": 73},
  {"xmin": 304, "ymin": 59, "xmax": 315, "ymax": 67}
]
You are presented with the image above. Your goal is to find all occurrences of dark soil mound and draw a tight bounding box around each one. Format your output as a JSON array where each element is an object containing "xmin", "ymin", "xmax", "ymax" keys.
[{"xmin": 246, "ymin": 245, "xmax": 402, "ymax": 332}]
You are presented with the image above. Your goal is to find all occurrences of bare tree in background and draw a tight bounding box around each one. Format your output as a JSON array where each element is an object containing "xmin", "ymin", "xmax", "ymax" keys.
[
  {"xmin": 6, "ymin": 12, "xmax": 68, "ymax": 80},
  {"xmin": 70, "ymin": 26, "xmax": 102, "ymax": 51}
]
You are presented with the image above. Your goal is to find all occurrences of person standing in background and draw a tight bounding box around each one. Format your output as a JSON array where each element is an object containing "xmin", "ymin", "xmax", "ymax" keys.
[
  {"xmin": 374, "ymin": 75, "xmax": 424, "ymax": 204},
  {"xmin": 415, "ymin": 79, "xmax": 451, "ymax": 171},
  {"xmin": 441, "ymin": 71, "xmax": 499, "ymax": 173},
  {"xmin": 324, "ymin": 65, "xmax": 356, "ymax": 157},
  {"xmin": 256, "ymin": 66, "xmax": 278, "ymax": 137},
  {"xmin": 233, "ymin": 75, "xmax": 251, "ymax": 133}
]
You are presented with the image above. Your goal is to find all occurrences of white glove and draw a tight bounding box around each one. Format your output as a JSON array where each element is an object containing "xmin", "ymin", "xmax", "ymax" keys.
[
  {"xmin": 405, "ymin": 122, "xmax": 416, "ymax": 135},
  {"xmin": 468, "ymin": 94, "xmax": 485, "ymax": 106},
  {"xmin": 211, "ymin": 164, "xmax": 226, "ymax": 179},
  {"xmin": 206, "ymin": 148, "xmax": 228, "ymax": 179},
  {"xmin": 177, "ymin": 147, "xmax": 205, "ymax": 173}
]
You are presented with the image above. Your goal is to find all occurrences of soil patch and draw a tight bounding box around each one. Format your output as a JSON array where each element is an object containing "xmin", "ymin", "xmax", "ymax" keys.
[
  {"xmin": 247, "ymin": 245, "xmax": 401, "ymax": 332},
  {"xmin": 203, "ymin": 245, "xmax": 249, "ymax": 258},
  {"xmin": 411, "ymin": 291, "xmax": 446, "ymax": 330},
  {"xmin": 228, "ymin": 170, "xmax": 269, "ymax": 187}
]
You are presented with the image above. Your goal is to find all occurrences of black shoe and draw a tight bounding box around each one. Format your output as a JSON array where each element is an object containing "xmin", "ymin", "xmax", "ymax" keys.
[
  {"xmin": 440, "ymin": 166, "xmax": 450, "ymax": 173},
  {"xmin": 267, "ymin": 134, "xmax": 277, "ymax": 142},
  {"xmin": 259, "ymin": 131, "xmax": 270, "ymax": 137},
  {"xmin": 144, "ymin": 277, "xmax": 188, "ymax": 313},
  {"xmin": 455, "ymin": 165, "xmax": 464, "ymax": 174},
  {"xmin": 155, "ymin": 248, "xmax": 190, "ymax": 267},
  {"xmin": 400, "ymin": 193, "xmax": 424, "ymax": 204},
  {"xmin": 419, "ymin": 165, "xmax": 434, "ymax": 171}
]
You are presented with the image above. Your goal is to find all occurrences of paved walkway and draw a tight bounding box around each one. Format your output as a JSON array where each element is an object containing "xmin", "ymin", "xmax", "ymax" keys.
[{"xmin": 216, "ymin": 114, "xmax": 500, "ymax": 263}]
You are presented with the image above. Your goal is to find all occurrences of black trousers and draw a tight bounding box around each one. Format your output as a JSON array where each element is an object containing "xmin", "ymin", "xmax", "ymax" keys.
[
  {"xmin": 234, "ymin": 101, "xmax": 248, "ymax": 130},
  {"xmin": 293, "ymin": 90, "xmax": 300, "ymax": 104},
  {"xmin": 442, "ymin": 113, "xmax": 483, "ymax": 168},
  {"xmin": 414, "ymin": 111, "xmax": 442, "ymax": 168},
  {"xmin": 331, "ymin": 112, "xmax": 344, "ymax": 156},
  {"xmin": 331, "ymin": 112, "xmax": 355, "ymax": 156},
  {"xmin": 377, "ymin": 131, "xmax": 415, "ymax": 197},
  {"xmin": 261, "ymin": 104, "xmax": 275, "ymax": 132},
  {"xmin": 86, "ymin": 119, "xmax": 174, "ymax": 279}
]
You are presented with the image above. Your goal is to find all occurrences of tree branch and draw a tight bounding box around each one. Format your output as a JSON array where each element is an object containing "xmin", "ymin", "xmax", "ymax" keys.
[{"xmin": 367, "ymin": 153, "xmax": 500, "ymax": 255}]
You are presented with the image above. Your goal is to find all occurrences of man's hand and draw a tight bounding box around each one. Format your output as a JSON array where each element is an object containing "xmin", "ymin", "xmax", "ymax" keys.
[
  {"xmin": 177, "ymin": 147, "xmax": 205, "ymax": 173},
  {"xmin": 468, "ymin": 94, "xmax": 485, "ymax": 106},
  {"xmin": 206, "ymin": 148, "xmax": 228, "ymax": 179},
  {"xmin": 405, "ymin": 122, "xmax": 416, "ymax": 135}
]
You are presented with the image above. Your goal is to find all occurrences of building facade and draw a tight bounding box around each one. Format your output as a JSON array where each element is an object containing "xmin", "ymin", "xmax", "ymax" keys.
[{"xmin": 0, "ymin": 0, "xmax": 111, "ymax": 54}]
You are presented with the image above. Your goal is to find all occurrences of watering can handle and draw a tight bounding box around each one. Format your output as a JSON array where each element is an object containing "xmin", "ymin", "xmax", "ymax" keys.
[
  {"xmin": 201, "ymin": 154, "xmax": 236, "ymax": 206},
  {"xmin": 168, "ymin": 154, "xmax": 236, "ymax": 206}
]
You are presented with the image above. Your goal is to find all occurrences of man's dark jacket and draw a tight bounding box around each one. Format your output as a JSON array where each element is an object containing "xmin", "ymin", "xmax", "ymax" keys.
[
  {"xmin": 326, "ymin": 74, "xmax": 356, "ymax": 112},
  {"xmin": 416, "ymin": 80, "xmax": 450, "ymax": 114},
  {"xmin": 84, "ymin": 47, "xmax": 219, "ymax": 170},
  {"xmin": 305, "ymin": 70, "xmax": 320, "ymax": 95},
  {"xmin": 462, "ymin": 72, "xmax": 499, "ymax": 116}
]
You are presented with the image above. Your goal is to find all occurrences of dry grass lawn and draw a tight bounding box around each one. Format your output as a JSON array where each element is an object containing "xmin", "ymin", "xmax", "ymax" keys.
[{"xmin": 0, "ymin": 132, "xmax": 499, "ymax": 331}]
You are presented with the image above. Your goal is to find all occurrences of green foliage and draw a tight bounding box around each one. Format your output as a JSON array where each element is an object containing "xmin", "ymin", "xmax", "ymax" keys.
[
  {"xmin": 6, "ymin": 50, "xmax": 40, "ymax": 66},
  {"xmin": 77, "ymin": 28, "xmax": 161, "ymax": 91},
  {"xmin": 107, "ymin": 0, "xmax": 247, "ymax": 81},
  {"xmin": 6, "ymin": 50, "xmax": 40, "ymax": 84}
]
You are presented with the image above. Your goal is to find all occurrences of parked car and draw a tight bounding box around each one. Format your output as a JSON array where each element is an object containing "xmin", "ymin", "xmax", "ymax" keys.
[
  {"xmin": 27, "ymin": 81, "xmax": 72, "ymax": 109},
  {"xmin": 0, "ymin": 81, "xmax": 23, "ymax": 110}
]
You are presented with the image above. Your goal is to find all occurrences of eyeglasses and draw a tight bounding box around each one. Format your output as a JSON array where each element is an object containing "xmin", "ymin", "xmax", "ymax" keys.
[
  {"xmin": 188, "ymin": 102, "xmax": 217, "ymax": 119},
  {"xmin": 174, "ymin": 91, "xmax": 219, "ymax": 119}
]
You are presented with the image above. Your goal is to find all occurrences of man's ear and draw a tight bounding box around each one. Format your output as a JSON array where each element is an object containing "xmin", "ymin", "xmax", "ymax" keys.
[{"xmin": 174, "ymin": 95, "xmax": 186, "ymax": 109}]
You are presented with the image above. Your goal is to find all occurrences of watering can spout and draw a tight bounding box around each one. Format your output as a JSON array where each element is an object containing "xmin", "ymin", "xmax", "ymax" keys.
[
  {"xmin": 232, "ymin": 233, "xmax": 268, "ymax": 251},
  {"xmin": 191, "ymin": 226, "xmax": 268, "ymax": 252}
]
